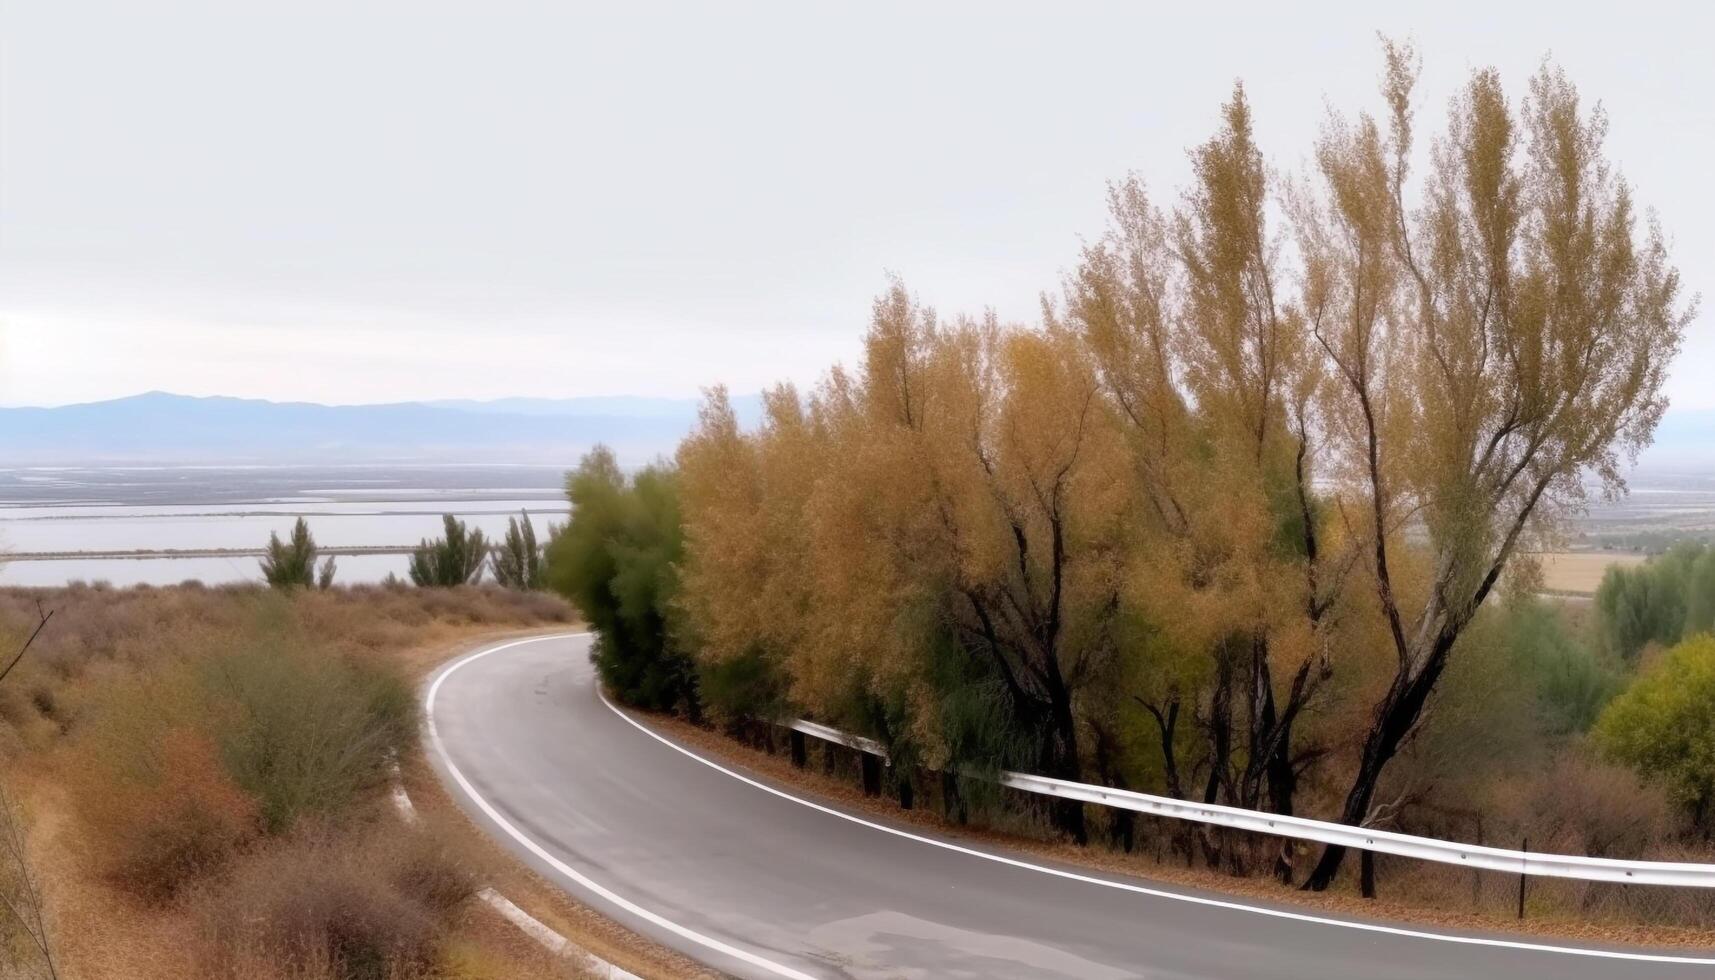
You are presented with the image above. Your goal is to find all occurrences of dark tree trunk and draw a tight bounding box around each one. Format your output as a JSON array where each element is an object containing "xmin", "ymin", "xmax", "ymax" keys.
[
  {"xmin": 1090, "ymin": 719, "xmax": 1135, "ymax": 853},
  {"xmin": 942, "ymin": 771, "xmax": 967, "ymax": 825},
  {"xmin": 1042, "ymin": 657, "xmax": 1087, "ymax": 845},
  {"xmin": 1141, "ymin": 696, "xmax": 1200, "ymax": 863},
  {"xmin": 1155, "ymin": 698, "xmax": 1184, "ymax": 800},
  {"xmin": 1203, "ymin": 656, "xmax": 1234, "ymax": 807},
  {"xmin": 1240, "ymin": 634, "xmax": 1277, "ymax": 811},
  {"xmin": 1303, "ymin": 646, "xmax": 1449, "ymax": 891},
  {"xmin": 1267, "ymin": 713, "xmax": 1299, "ymax": 883},
  {"xmin": 1197, "ymin": 654, "xmax": 1237, "ymax": 869},
  {"xmin": 789, "ymin": 730, "xmax": 807, "ymax": 769},
  {"xmin": 860, "ymin": 753, "xmax": 882, "ymax": 797}
]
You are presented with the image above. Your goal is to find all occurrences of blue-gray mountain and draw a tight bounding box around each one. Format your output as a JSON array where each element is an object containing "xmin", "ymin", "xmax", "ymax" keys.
[
  {"xmin": 0, "ymin": 391, "xmax": 764, "ymax": 465},
  {"xmin": 0, "ymin": 392, "xmax": 1704, "ymax": 472}
]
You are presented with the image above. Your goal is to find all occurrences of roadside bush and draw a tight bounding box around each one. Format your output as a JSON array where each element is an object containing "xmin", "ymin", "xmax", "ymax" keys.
[
  {"xmin": 1499, "ymin": 596, "xmax": 1623, "ymax": 735},
  {"xmin": 193, "ymin": 825, "xmax": 474, "ymax": 980},
  {"xmin": 74, "ymin": 724, "xmax": 259, "ymax": 904},
  {"xmin": 0, "ymin": 584, "xmax": 572, "ymax": 752},
  {"xmin": 0, "ymin": 583, "xmax": 572, "ymax": 978},
  {"xmin": 1596, "ymin": 634, "xmax": 1715, "ymax": 830},
  {"xmin": 66, "ymin": 602, "xmax": 420, "ymax": 899},
  {"xmin": 1492, "ymin": 753, "xmax": 1678, "ymax": 859},
  {"xmin": 203, "ymin": 638, "xmax": 416, "ymax": 835}
]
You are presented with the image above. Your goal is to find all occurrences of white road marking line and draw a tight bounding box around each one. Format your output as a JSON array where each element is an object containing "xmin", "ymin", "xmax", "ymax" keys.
[
  {"xmin": 478, "ymin": 887, "xmax": 648, "ymax": 980},
  {"xmin": 388, "ymin": 752, "xmax": 420, "ymax": 824},
  {"xmin": 425, "ymin": 633, "xmax": 819, "ymax": 980},
  {"xmin": 598, "ymin": 685, "xmax": 1715, "ymax": 967},
  {"xmin": 387, "ymin": 743, "xmax": 639, "ymax": 979},
  {"xmin": 390, "ymin": 781, "xmax": 420, "ymax": 824}
]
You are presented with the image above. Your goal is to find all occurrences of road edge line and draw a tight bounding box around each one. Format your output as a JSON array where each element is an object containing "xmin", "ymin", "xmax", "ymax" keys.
[
  {"xmin": 424, "ymin": 633, "xmax": 818, "ymax": 980},
  {"xmin": 390, "ymin": 730, "xmax": 645, "ymax": 978},
  {"xmin": 477, "ymin": 887, "xmax": 647, "ymax": 980}
]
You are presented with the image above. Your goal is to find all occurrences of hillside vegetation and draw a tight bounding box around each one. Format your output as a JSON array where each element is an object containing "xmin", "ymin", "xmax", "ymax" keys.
[{"xmin": 0, "ymin": 583, "xmax": 579, "ymax": 980}]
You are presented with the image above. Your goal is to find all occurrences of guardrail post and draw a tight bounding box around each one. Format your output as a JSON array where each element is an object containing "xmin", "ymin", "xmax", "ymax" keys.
[
  {"xmin": 1517, "ymin": 837, "xmax": 1528, "ymax": 919},
  {"xmin": 1472, "ymin": 816, "xmax": 1484, "ymax": 909},
  {"xmin": 861, "ymin": 753, "xmax": 882, "ymax": 797},
  {"xmin": 789, "ymin": 730, "xmax": 807, "ymax": 769},
  {"xmin": 942, "ymin": 771, "xmax": 967, "ymax": 825}
]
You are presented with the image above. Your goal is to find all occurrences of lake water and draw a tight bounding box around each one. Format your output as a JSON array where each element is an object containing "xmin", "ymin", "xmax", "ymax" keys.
[
  {"xmin": 4, "ymin": 463, "xmax": 1710, "ymax": 588},
  {"xmin": 0, "ymin": 465, "xmax": 571, "ymax": 586}
]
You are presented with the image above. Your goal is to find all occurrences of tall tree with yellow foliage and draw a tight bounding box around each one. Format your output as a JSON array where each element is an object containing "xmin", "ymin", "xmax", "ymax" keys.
[{"xmin": 1295, "ymin": 44, "xmax": 1689, "ymax": 888}]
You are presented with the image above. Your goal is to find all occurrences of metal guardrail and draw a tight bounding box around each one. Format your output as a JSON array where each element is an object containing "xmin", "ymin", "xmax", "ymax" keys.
[
  {"xmin": 791, "ymin": 718, "xmax": 1715, "ymax": 887},
  {"xmin": 788, "ymin": 718, "xmax": 889, "ymax": 761}
]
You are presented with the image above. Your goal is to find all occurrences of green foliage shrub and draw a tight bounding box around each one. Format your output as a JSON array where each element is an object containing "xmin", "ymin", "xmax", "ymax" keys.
[
  {"xmin": 203, "ymin": 636, "xmax": 416, "ymax": 834},
  {"xmin": 1596, "ymin": 634, "xmax": 1715, "ymax": 829},
  {"xmin": 1500, "ymin": 596, "xmax": 1623, "ymax": 735},
  {"xmin": 697, "ymin": 647, "xmax": 786, "ymax": 727},
  {"xmin": 1594, "ymin": 543, "xmax": 1715, "ymax": 659},
  {"xmin": 545, "ymin": 447, "xmax": 697, "ymax": 713}
]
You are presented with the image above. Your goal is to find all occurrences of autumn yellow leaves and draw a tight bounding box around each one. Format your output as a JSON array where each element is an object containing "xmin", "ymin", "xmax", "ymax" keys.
[{"xmin": 666, "ymin": 41, "xmax": 1689, "ymax": 890}]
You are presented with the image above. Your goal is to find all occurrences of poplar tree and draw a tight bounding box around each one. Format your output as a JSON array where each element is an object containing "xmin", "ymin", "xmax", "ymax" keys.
[
  {"xmin": 407, "ymin": 515, "xmax": 487, "ymax": 587},
  {"xmin": 1296, "ymin": 44, "xmax": 1688, "ymax": 889},
  {"xmin": 490, "ymin": 510, "xmax": 547, "ymax": 590},
  {"xmin": 260, "ymin": 517, "xmax": 335, "ymax": 590}
]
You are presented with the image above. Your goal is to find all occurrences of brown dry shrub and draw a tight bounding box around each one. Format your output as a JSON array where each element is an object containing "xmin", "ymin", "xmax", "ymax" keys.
[
  {"xmin": 377, "ymin": 822, "xmax": 480, "ymax": 916},
  {"xmin": 192, "ymin": 824, "xmax": 477, "ymax": 980},
  {"xmin": 1577, "ymin": 842, "xmax": 1715, "ymax": 927},
  {"xmin": 1492, "ymin": 751, "xmax": 1679, "ymax": 859},
  {"xmin": 74, "ymin": 727, "xmax": 259, "ymax": 904}
]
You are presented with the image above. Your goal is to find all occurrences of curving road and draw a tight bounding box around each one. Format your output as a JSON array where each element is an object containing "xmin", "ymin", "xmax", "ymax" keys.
[{"xmin": 425, "ymin": 633, "xmax": 1715, "ymax": 979}]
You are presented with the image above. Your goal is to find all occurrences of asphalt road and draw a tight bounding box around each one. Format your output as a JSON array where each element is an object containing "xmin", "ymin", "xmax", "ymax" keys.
[{"xmin": 425, "ymin": 632, "xmax": 1715, "ymax": 979}]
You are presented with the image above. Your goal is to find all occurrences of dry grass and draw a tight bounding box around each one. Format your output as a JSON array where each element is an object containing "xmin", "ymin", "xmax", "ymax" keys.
[
  {"xmin": 1535, "ymin": 551, "xmax": 1648, "ymax": 595},
  {"xmin": 190, "ymin": 821, "xmax": 473, "ymax": 980},
  {"xmin": 0, "ymin": 583, "xmax": 626, "ymax": 980}
]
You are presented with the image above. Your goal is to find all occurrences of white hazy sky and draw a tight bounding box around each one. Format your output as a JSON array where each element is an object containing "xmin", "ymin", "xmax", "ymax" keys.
[{"xmin": 2, "ymin": 1, "xmax": 1710, "ymax": 409}]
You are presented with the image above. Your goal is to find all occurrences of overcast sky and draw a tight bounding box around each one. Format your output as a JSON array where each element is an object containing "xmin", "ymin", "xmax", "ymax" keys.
[{"xmin": 2, "ymin": 1, "xmax": 1710, "ymax": 411}]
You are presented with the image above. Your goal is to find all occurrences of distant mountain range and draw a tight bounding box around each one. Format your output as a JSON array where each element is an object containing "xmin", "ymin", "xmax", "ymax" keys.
[
  {"xmin": 0, "ymin": 391, "xmax": 1704, "ymax": 472},
  {"xmin": 0, "ymin": 391, "xmax": 763, "ymax": 465}
]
